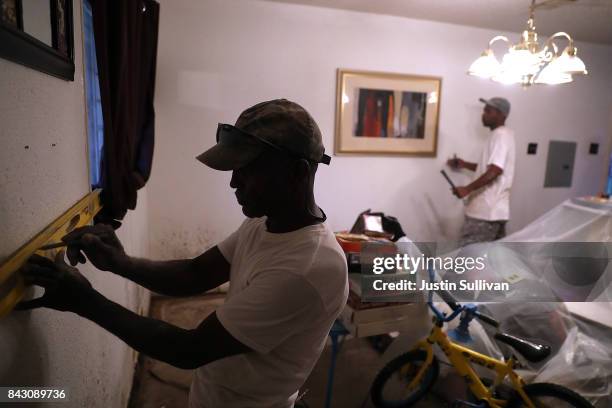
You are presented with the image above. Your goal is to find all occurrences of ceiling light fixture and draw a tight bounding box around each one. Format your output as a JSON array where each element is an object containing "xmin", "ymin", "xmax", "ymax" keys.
[{"xmin": 468, "ymin": 0, "xmax": 587, "ymax": 86}]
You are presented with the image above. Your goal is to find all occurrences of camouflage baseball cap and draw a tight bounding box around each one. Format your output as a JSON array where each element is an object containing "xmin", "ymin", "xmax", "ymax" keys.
[{"xmin": 197, "ymin": 99, "xmax": 330, "ymax": 171}]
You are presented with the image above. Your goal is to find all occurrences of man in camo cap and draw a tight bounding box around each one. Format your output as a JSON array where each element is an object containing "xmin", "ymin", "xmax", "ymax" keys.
[
  {"xmin": 187, "ymin": 98, "xmax": 348, "ymax": 407},
  {"xmin": 18, "ymin": 98, "xmax": 348, "ymax": 408}
]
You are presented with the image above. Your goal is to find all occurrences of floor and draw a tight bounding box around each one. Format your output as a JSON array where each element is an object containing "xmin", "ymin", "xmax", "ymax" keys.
[{"xmin": 128, "ymin": 294, "xmax": 452, "ymax": 408}]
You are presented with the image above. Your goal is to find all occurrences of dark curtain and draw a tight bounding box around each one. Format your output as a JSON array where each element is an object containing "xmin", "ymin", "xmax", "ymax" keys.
[{"xmin": 91, "ymin": 0, "xmax": 159, "ymax": 225}]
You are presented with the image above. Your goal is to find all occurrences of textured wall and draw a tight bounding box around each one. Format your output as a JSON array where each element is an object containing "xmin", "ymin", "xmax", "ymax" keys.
[
  {"xmin": 0, "ymin": 16, "xmax": 89, "ymax": 262},
  {"xmin": 149, "ymin": 0, "xmax": 612, "ymax": 259},
  {"xmin": 0, "ymin": 203, "xmax": 150, "ymax": 407},
  {"xmin": 0, "ymin": 1, "xmax": 150, "ymax": 406}
]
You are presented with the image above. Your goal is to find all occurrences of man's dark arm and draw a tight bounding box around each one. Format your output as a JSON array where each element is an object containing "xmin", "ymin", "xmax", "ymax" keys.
[
  {"xmin": 454, "ymin": 164, "xmax": 503, "ymax": 198},
  {"xmin": 63, "ymin": 225, "xmax": 230, "ymax": 297},
  {"xmin": 114, "ymin": 246, "xmax": 230, "ymax": 297},
  {"xmin": 463, "ymin": 161, "xmax": 478, "ymax": 172},
  {"xmin": 447, "ymin": 157, "xmax": 478, "ymax": 172},
  {"xmin": 18, "ymin": 252, "xmax": 246, "ymax": 369},
  {"xmin": 77, "ymin": 289, "xmax": 251, "ymax": 369},
  {"xmin": 466, "ymin": 164, "xmax": 503, "ymax": 191}
]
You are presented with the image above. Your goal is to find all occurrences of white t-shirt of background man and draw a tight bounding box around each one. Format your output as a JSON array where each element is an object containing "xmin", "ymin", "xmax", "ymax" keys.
[
  {"xmin": 189, "ymin": 217, "xmax": 349, "ymax": 408},
  {"xmin": 465, "ymin": 125, "xmax": 516, "ymax": 221}
]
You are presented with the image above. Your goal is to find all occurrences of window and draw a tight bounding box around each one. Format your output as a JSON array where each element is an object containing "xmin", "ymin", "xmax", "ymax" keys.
[
  {"xmin": 83, "ymin": 0, "xmax": 104, "ymax": 189},
  {"xmin": 607, "ymin": 154, "xmax": 612, "ymax": 196}
]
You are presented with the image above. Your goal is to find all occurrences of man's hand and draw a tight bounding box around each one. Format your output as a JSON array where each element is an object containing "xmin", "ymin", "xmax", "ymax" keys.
[
  {"xmin": 62, "ymin": 224, "xmax": 127, "ymax": 271},
  {"xmin": 447, "ymin": 157, "xmax": 478, "ymax": 172},
  {"xmin": 446, "ymin": 156, "xmax": 466, "ymax": 170},
  {"xmin": 16, "ymin": 251, "xmax": 94, "ymax": 313},
  {"xmin": 453, "ymin": 186, "xmax": 471, "ymax": 199}
]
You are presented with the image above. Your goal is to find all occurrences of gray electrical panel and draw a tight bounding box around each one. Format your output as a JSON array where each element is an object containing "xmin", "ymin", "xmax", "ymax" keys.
[{"xmin": 544, "ymin": 141, "xmax": 576, "ymax": 188}]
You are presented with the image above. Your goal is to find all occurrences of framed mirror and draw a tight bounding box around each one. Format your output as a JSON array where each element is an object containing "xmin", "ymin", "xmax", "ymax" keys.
[{"xmin": 0, "ymin": 0, "xmax": 74, "ymax": 80}]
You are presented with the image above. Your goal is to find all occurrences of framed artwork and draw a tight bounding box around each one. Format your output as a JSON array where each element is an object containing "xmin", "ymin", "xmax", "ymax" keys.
[
  {"xmin": 0, "ymin": 0, "xmax": 74, "ymax": 80},
  {"xmin": 51, "ymin": 0, "xmax": 72, "ymax": 58},
  {"xmin": 0, "ymin": 0, "xmax": 22, "ymax": 29},
  {"xmin": 335, "ymin": 69, "xmax": 441, "ymax": 156}
]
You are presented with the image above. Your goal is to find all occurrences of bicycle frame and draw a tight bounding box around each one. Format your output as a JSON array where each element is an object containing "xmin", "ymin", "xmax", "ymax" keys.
[
  {"xmin": 400, "ymin": 267, "xmax": 536, "ymax": 407},
  {"xmin": 406, "ymin": 319, "xmax": 537, "ymax": 408}
]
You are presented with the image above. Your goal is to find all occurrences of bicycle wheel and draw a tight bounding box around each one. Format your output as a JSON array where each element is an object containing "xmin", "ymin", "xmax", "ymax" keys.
[
  {"xmin": 507, "ymin": 383, "xmax": 594, "ymax": 408},
  {"xmin": 371, "ymin": 350, "xmax": 439, "ymax": 408}
]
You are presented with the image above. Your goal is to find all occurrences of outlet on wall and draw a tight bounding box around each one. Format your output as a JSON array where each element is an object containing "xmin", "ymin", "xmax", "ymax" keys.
[{"xmin": 527, "ymin": 143, "xmax": 537, "ymax": 155}]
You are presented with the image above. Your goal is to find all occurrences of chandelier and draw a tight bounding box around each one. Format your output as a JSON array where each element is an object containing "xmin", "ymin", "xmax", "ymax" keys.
[{"xmin": 468, "ymin": 0, "xmax": 587, "ymax": 86}]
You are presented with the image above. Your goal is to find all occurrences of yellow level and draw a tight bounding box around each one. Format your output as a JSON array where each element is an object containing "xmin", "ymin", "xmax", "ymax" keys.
[{"xmin": 0, "ymin": 189, "xmax": 103, "ymax": 318}]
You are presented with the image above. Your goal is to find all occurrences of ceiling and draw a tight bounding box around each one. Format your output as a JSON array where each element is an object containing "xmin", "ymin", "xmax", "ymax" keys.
[{"xmin": 262, "ymin": 0, "xmax": 612, "ymax": 45}]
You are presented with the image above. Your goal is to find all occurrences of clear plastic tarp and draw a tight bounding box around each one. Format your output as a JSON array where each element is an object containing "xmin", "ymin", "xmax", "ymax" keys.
[
  {"xmin": 489, "ymin": 199, "xmax": 611, "ymax": 406},
  {"xmin": 361, "ymin": 199, "xmax": 612, "ymax": 303},
  {"xmin": 504, "ymin": 198, "xmax": 612, "ymax": 242},
  {"xmin": 388, "ymin": 198, "xmax": 612, "ymax": 406}
]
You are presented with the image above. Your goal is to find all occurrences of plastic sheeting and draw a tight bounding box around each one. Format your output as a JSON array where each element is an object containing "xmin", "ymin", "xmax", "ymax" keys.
[
  {"xmin": 429, "ymin": 199, "xmax": 612, "ymax": 406},
  {"xmin": 431, "ymin": 199, "xmax": 612, "ymax": 302},
  {"xmin": 528, "ymin": 327, "xmax": 612, "ymax": 406},
  {"xmin": 479, "ymin": 302, "xmax": 612, "ymax": 408},
  {"xmin": 481, "ymin": 200, "xmax": 611, "ymax": 406},
  {"xmin": 504, "ymin": 198, "xmax": 612, "ymax": 242}
]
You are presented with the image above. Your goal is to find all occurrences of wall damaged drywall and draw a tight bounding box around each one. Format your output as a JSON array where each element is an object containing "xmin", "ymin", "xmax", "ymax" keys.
[{"xmin": 0, "ymin": 1, "xmax": 150, "ymax": 406}]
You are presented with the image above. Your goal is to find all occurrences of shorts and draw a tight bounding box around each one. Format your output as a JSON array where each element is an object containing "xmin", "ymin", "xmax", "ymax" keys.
[{"xmin": 459, "ymin": 216, "xmax": 507, "ymax": 247}]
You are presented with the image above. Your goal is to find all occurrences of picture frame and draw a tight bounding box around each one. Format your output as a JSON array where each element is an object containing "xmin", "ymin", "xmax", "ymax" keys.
[
  {"xmin": 50, "ymin": 0, "xmax": 72, "ymax": 58},
  {"xmin": 0, "ymin": 0, "xmax": 23, "ymax": 29},
  {"xmin": 0, "ymin": 0, "xmax": 74, "ymax": 80},
  {"xmin": 335, "ymin": 69, "xmax": 442, "ymax": 156}
]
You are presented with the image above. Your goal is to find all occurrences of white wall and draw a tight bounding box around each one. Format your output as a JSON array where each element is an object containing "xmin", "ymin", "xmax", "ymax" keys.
[
  {"xmin": 149, "ymin": 0, "xmax": 612, "ymax": 259},
  {"xmin": 0, "ymin": 1, "xmax": 150, "ymax": 405}
]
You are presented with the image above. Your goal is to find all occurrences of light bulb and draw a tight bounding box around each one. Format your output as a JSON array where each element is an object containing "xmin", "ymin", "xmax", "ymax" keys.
[
  {"xmin": 501, "ymin": 49, "xmax": 541, "ymax": 77},
  {"xmin": 555, "ymin": 48, "xmax": 587, "ymax": 75},
  {"xmin": 492, "ymin": 71, "xmax": 523, "ymax": 85},
  {"xmin": 535, "ymin": 60, "xmax": 573, "ymax": 85},
  {"xmin": 468, "ymin": 50, "xmax": 501, "ymax": 78}
]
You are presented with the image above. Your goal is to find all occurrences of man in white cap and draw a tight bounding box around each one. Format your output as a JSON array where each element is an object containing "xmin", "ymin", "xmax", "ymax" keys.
[
  {"xmin": 18, "ymin": 99, "xmax": 349, "ymax": 407},
  {"xmin": 447, "ymin": 97, "xmax": 516, "ymax": 246}
]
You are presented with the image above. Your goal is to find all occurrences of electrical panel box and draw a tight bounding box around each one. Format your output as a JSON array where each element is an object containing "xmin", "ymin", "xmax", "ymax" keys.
[{"xmin": 544, "ymin": 141, "xmax": 576, "ymax": 188}]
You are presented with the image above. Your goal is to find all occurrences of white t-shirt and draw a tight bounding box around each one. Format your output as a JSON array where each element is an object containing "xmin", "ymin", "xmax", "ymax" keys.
[
  {"xmin": 465, "ymin": 125, "xmax": 516, "ymax": 221},
  {"xmin": 189, "ymin": 217, "xmax": 349, "ymax": 408}
]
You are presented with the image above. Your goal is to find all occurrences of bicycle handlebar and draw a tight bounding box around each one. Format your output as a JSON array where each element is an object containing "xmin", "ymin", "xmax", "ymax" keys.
[
  {"xmin": 427, "ymin": 267, "xmax": 500, "ymax": 328},
  {"xmin": 474, "ymin": 311, "xmax": 500, "ymax": 328},
  {"xmin": 436, "ymin": 289, "xmax": 461, "ymax": 312},
  {"xmin": 434, "ymin": 286, "xmax": 500, "ymax": 328}
]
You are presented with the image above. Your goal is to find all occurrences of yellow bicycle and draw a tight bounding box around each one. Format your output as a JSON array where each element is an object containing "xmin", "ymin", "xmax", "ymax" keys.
[{"xmin": 370, "ymin": 269, "xmax": 594, "ymax": 408}]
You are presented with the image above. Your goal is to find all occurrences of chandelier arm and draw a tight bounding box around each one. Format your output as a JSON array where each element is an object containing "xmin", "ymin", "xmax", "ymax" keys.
[
  {"xmin": 488, "ymin": 35, "xmax": 509, "ymax": 47},
  {"xmin": 541, "ymin": 41, "xmax": 558, "ymax": 62},
  {"xmin": 533, "ymin": 42, "xmax": 559, "ymax": 82},
  {"xmin": 549, "ymin": 32, "xmax": 575, "ymax": 50},
  {"xmin": 543, "ymin": 32, "xmax": 575, "ymax": 59},
  {"xmin": 486, "ymin": 35, "xmax": 509, "ymax": 59}
]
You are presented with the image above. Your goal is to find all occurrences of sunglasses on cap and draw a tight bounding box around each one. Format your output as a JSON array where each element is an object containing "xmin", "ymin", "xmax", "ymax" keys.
[{"xmin": 216, "ymin": 123, "xmax": 331, "ymax": 165}]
